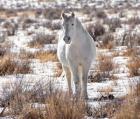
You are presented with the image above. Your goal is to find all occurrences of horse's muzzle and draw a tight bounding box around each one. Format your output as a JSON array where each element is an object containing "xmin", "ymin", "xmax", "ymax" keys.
[{"xmin": 63, "ymin": 36, "xmax": 71, "ymax": 44}]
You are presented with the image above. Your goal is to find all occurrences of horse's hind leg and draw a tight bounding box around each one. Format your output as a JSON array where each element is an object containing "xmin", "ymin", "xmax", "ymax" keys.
[
  {"xmin": 63, "ymin": 66, "xmax": 72, "ymax": 95},
  {"xmin": 81, "ymin": 65, "xmax": 89, "ymax": 99}
]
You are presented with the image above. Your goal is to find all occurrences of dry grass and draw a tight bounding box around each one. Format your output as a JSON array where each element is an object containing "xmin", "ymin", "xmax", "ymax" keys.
[
  {"xmin": 19, "ymin": 108, "xmax": 44, "ymax": 119},
  {"xmin": 0, "ymin": 9, "xmax": 17, "ymax": 19},
  {"xmin": 0, "ymin": 55, "xmax": 31, "ymax": 75},
  {"xmin": 127, "ymin": 56, "xmax": 140, "ymax": 77},
  {"xmin": 18, "ymin": 50, "xmax": 35, "ymax": 60},
  {"xmin": 55, "ymin": 63, "xmax": 62, "ymax": 77},
  {"xmin": 98, "ymin": 86, "xmax": 114, "ymax": 96},
  {"xmin": 1, "ymin": 80, "xmax": 55, "ymax": 115},
  {"xmin": 115, "ymin": 101, "xmax": 140, "ymax": 119},
  {"xmin": 122, "ymin": 48, "xmax": 139, "ymax": 57},
  {"xmin": 28, "ymin": 33, "xmax": 56, "ymax": 48},
  {"xmin": 35, "ymin": 51, "xmax": 58, "ymax": 62},
  {"xmin": 2, "ymin": 76, "xmax": 139, "ymax": 119},
  {"xmin": 19, "ymin": 93, "xmax": 87, "ymax": 119},
  {"xmin": 90, "ymin": 81, "xmax": 140, "ymax": 119},
  {"xmin": 43, "ymin": 92, "xmax": 86, "ymax": 119},
  {"xmin": 115, "ymin": 83, "xmax": 140, "ymax": 119},
  {"xmin": 19, "ymin": 92, "xmax": 87, "ymax": 119},
  {"xmin": 96, "ymin": 54, "xmax": 115, "ymax": 80},
  {"xmin": 97, "ymin": 54, "xmax": 114, "ymax": 73},
  {"xmin": 1, "ymin": 80, "xmax": 88, "ymax": 119}
]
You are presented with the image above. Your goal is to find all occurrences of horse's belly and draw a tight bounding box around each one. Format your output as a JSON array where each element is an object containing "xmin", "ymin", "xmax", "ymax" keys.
[{"xmin": 57, "ymin": 41, "xmax": 68, "ymax": 66}]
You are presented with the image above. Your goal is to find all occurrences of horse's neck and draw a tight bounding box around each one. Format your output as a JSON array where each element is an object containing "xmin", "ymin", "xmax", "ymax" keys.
[
  {"xmin": 76, "ymin": 18, "xmax": 86, "ymax": 34},
  {"xmin": 74, "ymin": 18, "xmax": 90, "ymax": 41}
]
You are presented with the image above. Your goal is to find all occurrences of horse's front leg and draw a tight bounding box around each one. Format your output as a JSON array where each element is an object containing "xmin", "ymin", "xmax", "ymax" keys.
[
  {"xmin": 63, "ymin": 65, "xmax": 72, "ymax": 95},
  {"xmin": 69, "ymin": 63, "xmax": 81, "ymax": 98},
  {"xmin": 81, "ymin": 65, "xmax": 89, "ymax": 99}
]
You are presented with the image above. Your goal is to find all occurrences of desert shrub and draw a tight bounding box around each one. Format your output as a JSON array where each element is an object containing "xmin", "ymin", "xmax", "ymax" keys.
[
  {"xmin": 97, "ymin": 54, "xmax": 114, "ymax": 73},
  {"xmin": 35, "ymin": 51, "xmax": 58, "ymax": 62},
  {"xmin": 96, "ymin": 54, "xmax": 114, "ymax": 80},
  {"xmin": 22, "ymin": 18, "xmax": 36, "ymax": 29},
  {"xmin": 127, "ymin": 56, "xmax": 140, "ymax": 77},
  {"xmin": 1, "ymin": 21, "xmax": 16, "ymax": 36},
  {"xmin": 0, "ymin": 48, "xmax": 7, "ymax": 57},
  {"xmin": 127, "ymin": 16, "xmax": 140, "ymax": 26},
  {"xmin": 0, "ymin": 49, "xmax": 6, "ymax": 57},
  {"xmin": 87, "ymin": 23, "xmax": 105, "ymax": 40},
  {"xmin": 121, "ymin": 31, "xmax": 140, "ymax": 48},
  {"xmin": 0, "ymin": 55, "xmax": 31, "ymax": 75},
  {"xmin": 0, "ymin": 29, "xmax": 7, "ymax": 43},
  {"xmin": 98, "ymin": 33, "xmax": 115, "ymax": 49},
  {"xmin": 35, "ymin": 9, "xmax": 43, "ymax": 17},
  {"xmin": 89, "ymin": 54, "xmax": 115, "ymax": 82},
  {"xmin": 80, "ymin": 5, "xmax": 93, "ymax": 15},
  {"xmin": 119, "ymin": 10, "xmax": 126, "ymax": 18},
  {"xmin": 43, "ymin": 8, "xmax": 62, "ymax": 20},
  {"xmin": 104, "ymin": 18, "xmax": 121, "ymax": 32},
  {"xmin": 88, "ymin": 102, "xmax": 120, "ymax": 118},
  {"xmin": 95, "ymin": 10, "xmax": 107, "ymax": 19},
  {"xmin": 86, "ymin": 24, "xmax": 96, "ymax": 40},
  {"xmin": 44, "ymin": 21, "xmax": 61, "ymax": 30},
  {"xmin": 94, "ymin": 23, "xmax": 105, "ymax": 37},
  {"xmin": 51, "ymin": 21, "xmax": 61, "ymax": 30},
  {"xmin": 29, "ymin": 33, "xmax": 56, "ymax": 48}
]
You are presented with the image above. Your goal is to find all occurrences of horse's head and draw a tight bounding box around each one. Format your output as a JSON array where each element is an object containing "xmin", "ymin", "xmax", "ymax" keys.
[{"xmin": 61, "ymin": 12, "xmax": 76, "ymax": 44}]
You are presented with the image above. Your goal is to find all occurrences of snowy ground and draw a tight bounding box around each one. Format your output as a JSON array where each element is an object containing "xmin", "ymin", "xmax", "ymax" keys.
[{"xmin": 0, "ymin": 0, "xmax": 140, "ymax": 118}]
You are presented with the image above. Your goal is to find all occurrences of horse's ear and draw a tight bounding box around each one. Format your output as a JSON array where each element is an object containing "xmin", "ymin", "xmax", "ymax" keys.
[
  {"xmin": 61, "ymin": 11, "xmax": 66, "ymax": 19},
  {"xmin": 71, "ymin": 12, "xmax": 75, "ymax": 17}
]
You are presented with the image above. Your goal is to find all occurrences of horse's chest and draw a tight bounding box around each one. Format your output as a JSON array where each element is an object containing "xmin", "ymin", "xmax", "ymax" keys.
[
  {"xmin": 57, "ymin": 41, "xmax": 69, "ymax": 66},
  {"xmin": 66, "ymin": 45, "xmax": 81, "ymax": 60}
]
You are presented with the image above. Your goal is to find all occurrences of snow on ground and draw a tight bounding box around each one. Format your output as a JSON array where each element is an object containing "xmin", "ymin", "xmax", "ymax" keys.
[{"xmin": 0, "ymin": 0, "xmax": 140, "ymax": 118}]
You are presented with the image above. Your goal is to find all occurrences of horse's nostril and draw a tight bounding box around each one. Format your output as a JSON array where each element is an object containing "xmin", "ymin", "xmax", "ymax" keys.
[
  {"xmin": 63, "ymin": 36, "xmax": 71, "ymax": 43},
  {"xmin": 68, "ymin": 37, "xmax": 70, "ymax": 41}
]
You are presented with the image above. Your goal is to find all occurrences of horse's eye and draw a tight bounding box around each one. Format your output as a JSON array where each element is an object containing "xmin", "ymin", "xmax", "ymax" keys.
[{"xmin": 72, "ymin": 24, "xmax": 74, "ymax": 26}]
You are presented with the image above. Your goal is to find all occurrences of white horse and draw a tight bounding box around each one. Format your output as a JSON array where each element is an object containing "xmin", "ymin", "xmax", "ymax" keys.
[{"xmin": 57, "ymin": 12, "xmax": 96, "ymax": 99}]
